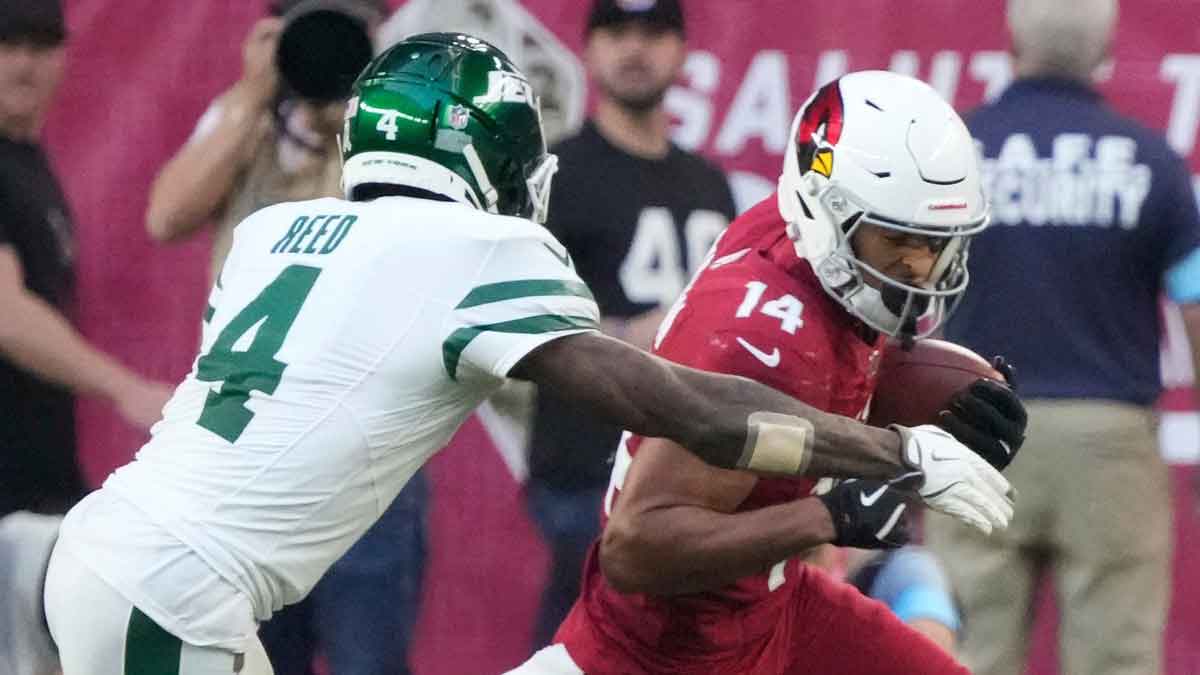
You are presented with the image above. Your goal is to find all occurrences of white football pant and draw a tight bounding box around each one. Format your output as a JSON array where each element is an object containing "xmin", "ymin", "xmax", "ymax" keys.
[{"xmin": 43, "ymin": 545, "xmax": 273, "ymax": 675}]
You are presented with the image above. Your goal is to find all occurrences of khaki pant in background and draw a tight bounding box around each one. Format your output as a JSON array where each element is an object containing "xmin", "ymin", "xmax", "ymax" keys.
[{"xmin": 925, "ymin": 400, "xmax": 1170, "ymax": 675}]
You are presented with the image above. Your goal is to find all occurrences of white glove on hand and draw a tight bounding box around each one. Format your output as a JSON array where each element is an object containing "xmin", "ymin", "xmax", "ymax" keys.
[{"xmin": 890, "ymin": 424, "xmax": 1014, "ymax": 535}]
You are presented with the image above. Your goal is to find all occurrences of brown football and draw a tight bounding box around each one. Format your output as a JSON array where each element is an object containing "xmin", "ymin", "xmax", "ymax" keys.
[{"xmin": 867, "ymin": 338, "xmax": 1003, "ymax": 428}]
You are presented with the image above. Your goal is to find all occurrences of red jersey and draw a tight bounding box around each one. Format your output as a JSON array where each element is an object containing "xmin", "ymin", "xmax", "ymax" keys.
[{"xmin": 553, "ymin": 197, "xmax": 967, "ymax": 675}]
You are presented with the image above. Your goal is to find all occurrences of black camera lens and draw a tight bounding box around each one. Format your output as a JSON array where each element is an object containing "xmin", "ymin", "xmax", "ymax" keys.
[{"xmin": 276, "ymin": 9, "xmax": 373, "ymax": 102}]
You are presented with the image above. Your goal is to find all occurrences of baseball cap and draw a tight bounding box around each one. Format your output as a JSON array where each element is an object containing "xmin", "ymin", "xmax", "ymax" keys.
[
  {"xmin": 587, "ymin": 0, "xmax": 685, "ymax": 36},
  {"xmin": 0, "ymin": 0, "xmax": 67, "ymax": 46}
]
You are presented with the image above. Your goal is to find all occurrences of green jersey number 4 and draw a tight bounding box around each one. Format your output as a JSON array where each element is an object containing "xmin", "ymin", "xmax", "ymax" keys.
[{"xmin": 196, "ymin": 265, "xmax": 322, "ymax": 442}]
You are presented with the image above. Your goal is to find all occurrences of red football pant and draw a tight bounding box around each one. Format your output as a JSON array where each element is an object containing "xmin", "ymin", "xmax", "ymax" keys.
[
  {"xmin": 771, "ymin": 565, "xmax": 969, "ymax": 675},
  {"xmin": 556, "ymin": 564, "xmax": 970, "ymax": 674}
]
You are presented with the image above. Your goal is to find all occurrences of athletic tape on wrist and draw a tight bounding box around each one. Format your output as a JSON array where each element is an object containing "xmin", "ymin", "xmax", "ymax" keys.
[{"xmin": 738, "ymin": 411, "xmax": 815, "ymax": 474}]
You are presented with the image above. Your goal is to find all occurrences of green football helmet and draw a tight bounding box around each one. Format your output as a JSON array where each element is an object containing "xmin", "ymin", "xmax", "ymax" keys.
[{"xmin": 340, "ymin": 32, "xmax": 558, "ymax": 223}]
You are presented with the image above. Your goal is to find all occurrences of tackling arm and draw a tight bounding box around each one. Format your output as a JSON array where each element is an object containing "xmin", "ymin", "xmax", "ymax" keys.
[
  {"xmin": 515, "ymin": 332, "xmax": 1012, "ymax": 535},
  {"xmin": 512, "ymin": 331, "xmax": 906, "ymax": 479}
]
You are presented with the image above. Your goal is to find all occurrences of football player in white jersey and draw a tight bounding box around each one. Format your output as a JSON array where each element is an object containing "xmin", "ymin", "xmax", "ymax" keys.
[{"xmin": 42, "ymin": 33, "xmax": 1014, "ymax": 675}]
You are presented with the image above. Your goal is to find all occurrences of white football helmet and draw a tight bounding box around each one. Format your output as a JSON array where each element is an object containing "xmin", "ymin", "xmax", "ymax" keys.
[{"xmin": 778, "ymin": 71, "xmax": 989, "ymax": 339}]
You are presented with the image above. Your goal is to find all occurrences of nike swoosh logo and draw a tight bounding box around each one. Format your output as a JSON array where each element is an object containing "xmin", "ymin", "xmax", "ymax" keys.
[
  {"xmin": 928, "ymin": 449, "xmax": 960, "ymax": 462},
  {"xmin": 860, "ymin": 484, "xmax": 889, "ymax": 506},
  {"xmin": 541, "ymin": 242, "xmax": 572, "ymax": 267},
  {"xmin": 736, "ymin": 337, "xmax": 780, "ymax": 368}
]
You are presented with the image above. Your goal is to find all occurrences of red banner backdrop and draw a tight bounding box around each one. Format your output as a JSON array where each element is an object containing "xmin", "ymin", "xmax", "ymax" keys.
[{"xmin": 49, "ymin": 1, "xmax": 1199, "ymax": 673}]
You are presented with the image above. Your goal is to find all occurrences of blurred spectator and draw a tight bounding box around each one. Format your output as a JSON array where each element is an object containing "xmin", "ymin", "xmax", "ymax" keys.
[
  {"xmin": 145, "ymin": 0, "xmax": 368, "ymax": 282},
  {"xmin": 524, "ymin": 0, "xmax": 736, "ymax": 649},
  {"xmin": 925, "ymin": 1, "xmax": 1200, "ymax": 673},
  {"xmin": 0, "ymin": 0, "xmax": 171, "ymax": 518},
  {"xmin": 143, "ymin": 3, "xmax": 429, "ymax": 674},
  {"xmin": 844, "ymin": 547, "xmax": 961, "ymax": 655}
]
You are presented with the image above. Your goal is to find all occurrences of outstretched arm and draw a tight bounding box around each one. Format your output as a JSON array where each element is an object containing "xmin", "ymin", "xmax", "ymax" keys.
[
  {"xmin": 511, "ymin": 331, "xmax": 905, "ymax": 479},
  {"xmin": 515, "ymin": 332, "xmax": 1013, "ymax": 536}
]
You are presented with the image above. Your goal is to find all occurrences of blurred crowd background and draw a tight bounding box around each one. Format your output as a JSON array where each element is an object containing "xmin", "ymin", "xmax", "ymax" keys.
[{"xmin": 5, "ymin": 0, "xmax": 1200, "ymax": 673}]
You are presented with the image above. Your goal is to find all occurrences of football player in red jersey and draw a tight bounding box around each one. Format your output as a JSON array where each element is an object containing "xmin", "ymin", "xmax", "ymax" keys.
[{"xmin": 508, "ymin": 70, "xmax": 1028, "ymax": 675}]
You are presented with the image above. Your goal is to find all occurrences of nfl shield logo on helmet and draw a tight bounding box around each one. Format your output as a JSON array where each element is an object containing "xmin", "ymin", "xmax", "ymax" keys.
[{"xmin": 449, "ymin": 104, "xmax": 470, "ymax": 130}]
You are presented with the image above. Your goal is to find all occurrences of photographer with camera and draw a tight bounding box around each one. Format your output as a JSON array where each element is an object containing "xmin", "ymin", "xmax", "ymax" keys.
[
  {"xmin": 144, "ymin": 3, "xmax": 429, "ymax": 674},
  {"xmin": 146, "ymin": 0, "xmax": 379, "ymax": 281}
]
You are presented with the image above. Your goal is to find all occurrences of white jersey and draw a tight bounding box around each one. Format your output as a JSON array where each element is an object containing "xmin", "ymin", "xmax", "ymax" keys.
[{"xmin": 64, "ymin": 196, "xmax": 598, "ymax": 645}]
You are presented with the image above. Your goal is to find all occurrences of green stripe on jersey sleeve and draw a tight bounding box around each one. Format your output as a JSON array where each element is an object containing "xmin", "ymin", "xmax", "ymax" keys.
[
  {"xmin": 455, "ymin": 279, "xmax": 594, "ymax": 309},
  {"xmin": 443, "ymin": 314, "xmax": 599, "ymax": 380}
]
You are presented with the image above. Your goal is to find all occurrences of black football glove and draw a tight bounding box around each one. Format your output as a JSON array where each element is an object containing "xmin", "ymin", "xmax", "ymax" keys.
[
  {"xmin": 816, "ymin": 475, "xmax": 920, "ymax": 549},
  {"xmin": 938, "ymin": 357, "xmax": 1027, "ymax": 471}
]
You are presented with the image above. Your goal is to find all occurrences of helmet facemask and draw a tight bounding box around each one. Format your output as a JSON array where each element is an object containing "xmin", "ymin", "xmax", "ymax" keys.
[
  {"xmin": 524, "ymin": 152, "xmax": 558, "ymax": 224},
  {"xmin": 463, "ymin": 146, "xmax": 558, "ymax": 224},
  {"xmin": 807, "ymin": 182, "xmax": 986, "ymax": 339}
]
